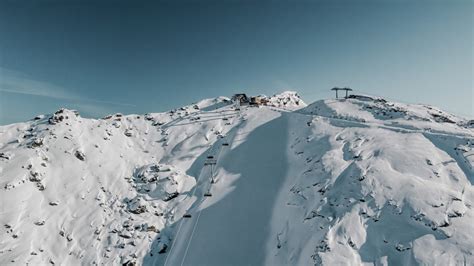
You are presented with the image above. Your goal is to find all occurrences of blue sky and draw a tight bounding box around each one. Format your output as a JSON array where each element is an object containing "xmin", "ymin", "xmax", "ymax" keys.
[{"xmin": 0, "ymin": 0, "xmax": 472, "ymax": 124}]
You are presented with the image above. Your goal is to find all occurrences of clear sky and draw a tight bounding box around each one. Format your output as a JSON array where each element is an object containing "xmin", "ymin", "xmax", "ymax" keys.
[{"xmin": 0, "ymin": 0, "xmax": 472, "ymax": 124}]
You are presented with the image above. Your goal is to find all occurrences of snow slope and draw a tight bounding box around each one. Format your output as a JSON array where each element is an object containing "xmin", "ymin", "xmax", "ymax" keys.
[{"xmin": 0, "ymin": 93, "xmax": 472, "ymax": 265}]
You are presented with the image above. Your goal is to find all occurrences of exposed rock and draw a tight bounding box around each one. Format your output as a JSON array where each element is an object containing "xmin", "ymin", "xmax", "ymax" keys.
[
  {"xmin": 157, "ymin": 242, "xmax": 168, "ymax": 254},
  {"xmin": 146, "ymin": 225, "xmax": 159, "ymax": 233},
  {"xmin": 430, "ymin": 113, "xmax": 455, "ymax": 124},
  {"xmin": 122, "ymin": 220, "xmax": 132, "ymax": 228},
  {"xmin": 267, "ymin": 91, "xmax": 306, "ymax": 108},
  {"xmin": 29, "ymin": 171, "xmax": 42, "ymax": 182},
  {"xmin": 34, "ymin": 220, "xmax": 45, "ymax": 226},
  {"xmin": 163, "ymin": 192, "xmax": 179, "ymax": 202},
  {"xmin": 119, "ymin": 231, "xmax": 132, "ymax": 239},
  {"xmin": 152, "ymin": 121, "xmax": 164, "ymax": 126},
  {"xmin": 36, "ymin": 182, "xmax": 45, "ymax": 191},
  {"xmin": 48, "ymin": 109, "xmax": 79, "ymax": 125},
  {"xmin": 127, "ymin": 198, "xmax": 147, "ymax": 214},
  {"xmin": 0, "ymin": 152, "xmax": 13, "ymax": 160},
  {"xmin": 124, "ymin": 129, "xmax": 134, "ymax": 137},
  {"xmin": 29, "ymin": 137, "xmax": 44, "ymax": 148},
  {"xmin": 144, "ymin": 114, "xmax": 154, "ymax": 121},
  {"xmin": 448, "ymin": 210, "xmax": 464, "ymax": 218},
  {"xmin": 122, "ymin": 260, "xmax": 137, "ymax": 266},
  {"xmin": 75, "ymin": 150, "xmax": 86, "ymax": 161},
  {"xmin": 395, "ymin": 243, "xmax": 411, "ymax": 252},
  {"xmin": 33, "ymin": 115, "xmax": 45, "ymax": 120},
  {"xmin": 467, "ymin": 120, "xmax": 474, "ymax": 128}
]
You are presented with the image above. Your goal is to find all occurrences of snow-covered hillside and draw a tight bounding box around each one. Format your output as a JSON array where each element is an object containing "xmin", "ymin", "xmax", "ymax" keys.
[{"xmin": 0, "ymin": 92, "xmax": 472, "ymax": 265}]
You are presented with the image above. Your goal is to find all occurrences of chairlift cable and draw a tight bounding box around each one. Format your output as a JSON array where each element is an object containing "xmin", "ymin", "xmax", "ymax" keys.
[
  {"xmin": 163, "ymin": 217, "xmax": 185, "ymax": 266},
  {"xmin": 180, "ymin": 210, "xmax": 203, "ymax": 266},
  {"xmin": 163, "ymin": 156, "xmax": 208, "ymax": 265},
  {"xmin": 165, "ymin": 104, "xmax": 239, "ymax": 266},
  {"xmin": 180, "ymin": 108, "xmax": 237, "ymax": 264}
]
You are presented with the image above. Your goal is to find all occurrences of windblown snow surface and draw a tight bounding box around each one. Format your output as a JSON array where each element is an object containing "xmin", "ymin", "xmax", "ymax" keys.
[{"xmin": 0, "ymin": 92, "xmax": 473, "ymax": 265}]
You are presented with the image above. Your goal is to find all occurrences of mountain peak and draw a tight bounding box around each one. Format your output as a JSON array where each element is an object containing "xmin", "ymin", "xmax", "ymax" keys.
[
  {"xmin": 267, "ymin": 91, "xmax": 307, "ymax": 109},
  {"xmin": 0, "ymin": 93, "xmax": 472, "ymax": 265}
]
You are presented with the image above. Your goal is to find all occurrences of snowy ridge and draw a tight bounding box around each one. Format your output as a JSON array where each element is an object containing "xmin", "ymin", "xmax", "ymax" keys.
[
  {"xmin": 300, "ymin": 96, "xmax": 472, "ymax": 135},
  {"xmin": 0, "ymin": 93, "xmax": 473, "ymax": 265},
  {"xmin": 267, "ymin": 91, "xmax": 306, "ymax": 109}
]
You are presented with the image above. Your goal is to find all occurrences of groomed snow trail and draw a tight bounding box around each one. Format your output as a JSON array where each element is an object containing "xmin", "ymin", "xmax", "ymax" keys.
[{"xmin": 163, "ymin": 110, "xmax": 289, "ymax": 266}]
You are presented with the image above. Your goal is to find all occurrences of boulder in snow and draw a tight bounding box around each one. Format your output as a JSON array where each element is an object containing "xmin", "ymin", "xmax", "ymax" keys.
[
  {"xmin": 75, "ymin": 150, "xmax": 86, "ymax": 161},
  {"xmin": 127, "ymin": 197, "xmax": 147, "ymax": 214},
  {"xmin": 0, "ymin": 152, "xmax": 13, "ymax": 160},
  {"xmin": 124, "ymin": 129, "xmax": 134, "ymax": 137},
  {"xmin": 29, "ymin": 137, "xmax": 44, "ymax": 148}
]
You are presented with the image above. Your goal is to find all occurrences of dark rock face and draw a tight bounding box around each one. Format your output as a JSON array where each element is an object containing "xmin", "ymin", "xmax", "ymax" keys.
[
  {"xmin": 0, "ymin": 152, "xmax": 12, "ymax": 160},
  {"xmin": 122, "ymin": 260, "xmax": 137, "ymax": 266},
  {"xmin": 29, "ymin": 171, "xmax": 42, "ymax": 182},
  {"xmin": 127, "ymin": 198, "xmax": 147, "ymax": 214},
  {"xmin": 430, "ymin": 113, "xmax": 455, "ymax": 124},
  {"xmin": 124, "ymin": 129, "xmax": 133, "ymax": 137},
  {"xmin": 75, "ymin": 150, "xmax": 86, "ymax": 161},
  {"xmin": 129, "ymin": 205, "xmax": 146, "ymax": 214},
  {"xmin": 33, "ymin": 115, "xmax": 45, "ymax": 120},
  {"xmin": 29, "ymin": 137, "xmax": 44, "ymax": 148},
  {"xmin": 157, "ymin": 243, "xmax": 168, "ymax": 254},
  {"xmin": 48, "ymin": 108, "xmax": 80, "ymax": 124},
  {"xmin": 163, "ymin": 192, "xmax": 179, "ymax": 202},
  {"xmin": 49, "ymin": 109, "xmax": 68, "ymax": 124}
]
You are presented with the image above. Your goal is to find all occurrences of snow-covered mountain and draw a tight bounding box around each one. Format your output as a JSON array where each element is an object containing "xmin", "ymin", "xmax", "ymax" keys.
[{"xmin": 0, "ymin": 91, "xmax": 472, "ymax": 265}]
